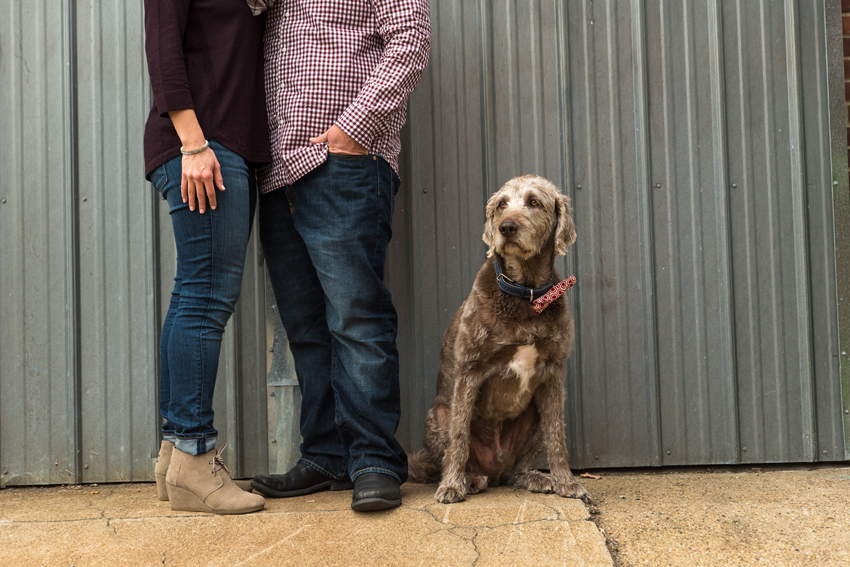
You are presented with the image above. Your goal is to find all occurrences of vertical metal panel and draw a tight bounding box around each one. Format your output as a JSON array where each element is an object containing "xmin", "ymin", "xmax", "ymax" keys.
[
  {"xmin": 798, "ymin": 0, "xmax": 844, "ymax": 461},
  {"xmin": 645, "ymin": 0, "xmax": 738, "ymax": 467},
  {"xmin": 391, "ymin": 0, "xmax": 846, "ymax": 468},
  {"xmin": 568, "ymin": 0, "xmax": 665, "ymax": 468},
  {"xmin": 820, "ymin": 0, "xmax": 850, "ymax": 459},
  {"xmin": 722, "ymin": 0, "xmax": 819, "ymax": 464},
  {"xmin": 74, "ymin": 0, "xmax": 157, "ymax": 482},
  {"xmin": 265, "ymin": 280, "xmax": 302, "ymax": 475},
  {"xmin": 0, "ymin": 0, "xmax": 79, "ymax": 486}
]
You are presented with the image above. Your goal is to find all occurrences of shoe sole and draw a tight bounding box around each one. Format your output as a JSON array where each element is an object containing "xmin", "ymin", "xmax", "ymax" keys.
[
  {"xmin": 250, "ymin": 478, "xmax": 354, "ymax": 498},
  {"xmin": 158, "ymin": 477, "xmax": 253, "ymax": 501},
  {"xmin": 167, "ymin": 485, "xmax": 264, "ymax": 515},
  {"xmin": 351, "ymin": 496, "xmax": 402, "ymax": 512}
]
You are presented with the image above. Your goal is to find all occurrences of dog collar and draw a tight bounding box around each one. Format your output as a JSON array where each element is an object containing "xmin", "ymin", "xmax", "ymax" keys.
[{"xmin": 494, "ymin": 260, "xmax": 576, "ymax": 314}]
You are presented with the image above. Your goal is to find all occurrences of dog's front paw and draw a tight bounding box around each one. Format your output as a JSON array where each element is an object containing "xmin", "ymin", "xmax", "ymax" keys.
[
  {"xmin": 554, "ymin": 481, "xmax": 592, "ymax": 504},
  {"xmin": 434, "ymin": 484, "xmax": 466, "ymax": 504}
]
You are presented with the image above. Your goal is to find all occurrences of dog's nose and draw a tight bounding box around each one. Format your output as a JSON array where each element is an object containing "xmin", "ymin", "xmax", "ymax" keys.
[{"xmin": 499, "ymin": 220, "xmax": 518, "ymax": 237}]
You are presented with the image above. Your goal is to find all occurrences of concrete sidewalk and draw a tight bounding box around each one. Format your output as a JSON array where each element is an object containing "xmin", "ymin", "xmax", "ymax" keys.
[
  {"xmin": 589, "ymin": 465, "xmax": 850, "ymax": 566},
  {"xmin": 4, "ymin": 466, "xmax": 848, "ymax": 566},
  {"xmin": 0, "ymin": 481, "xmax": 612, "ymax": 566}
]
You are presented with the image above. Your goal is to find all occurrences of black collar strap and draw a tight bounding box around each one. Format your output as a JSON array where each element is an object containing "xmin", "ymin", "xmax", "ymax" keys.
[{"xmin": 494, "ymin": 260, "xmax": 556, "ymax": 302}]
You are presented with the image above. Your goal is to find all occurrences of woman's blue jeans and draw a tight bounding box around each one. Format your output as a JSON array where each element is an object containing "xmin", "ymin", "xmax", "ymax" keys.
[
  {"xmin": 259, "ymin": 153, "xmax": 408, "ymax": 483},
  {"xmin": 150, "ymin": 140, "xmax": 256, "ymax": 456}
]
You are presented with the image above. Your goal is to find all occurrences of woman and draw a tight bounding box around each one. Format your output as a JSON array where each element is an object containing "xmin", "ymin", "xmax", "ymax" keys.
[{"xmin": 143, "ymin": 0, "xmax": 270, "ymax": 514}]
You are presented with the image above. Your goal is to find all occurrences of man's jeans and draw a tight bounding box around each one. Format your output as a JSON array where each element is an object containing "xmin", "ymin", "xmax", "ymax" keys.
[
  {"xmin": 259, "ymin": 153, "xmax": 408, "ymax": 483},
  {"xmin": 150, "ymin": 140, "xmax": 256, "ymax": 456}
]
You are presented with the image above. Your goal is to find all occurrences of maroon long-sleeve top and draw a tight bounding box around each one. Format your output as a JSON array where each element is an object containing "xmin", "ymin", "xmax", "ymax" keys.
[{"xmin": 143, "ymin": 0, "xmax": 271, "ymax": 179}]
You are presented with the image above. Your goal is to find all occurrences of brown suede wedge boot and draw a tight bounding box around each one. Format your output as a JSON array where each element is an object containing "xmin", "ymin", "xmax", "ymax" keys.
[
  {"xmin": 155, "ymin": 440, "xmax": 174, "ymax": 501},
  {"xmin": 166, "ymin": 444, "xmax": 264, "ymax": 515},
  {"xmin": 156, "ymin": 440, "xmax": 255, "ymax": 501}
]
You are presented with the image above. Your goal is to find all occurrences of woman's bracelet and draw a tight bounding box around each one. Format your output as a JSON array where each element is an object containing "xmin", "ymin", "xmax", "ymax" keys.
[{"xmin": 180, "ymin": 140, "xmax": 209, "ymax": 155}]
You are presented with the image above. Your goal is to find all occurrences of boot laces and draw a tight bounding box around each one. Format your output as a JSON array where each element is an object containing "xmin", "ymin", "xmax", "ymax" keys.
[{"xmin": 210, "ymin": 443, "xmax": 231, "ymax": 477}]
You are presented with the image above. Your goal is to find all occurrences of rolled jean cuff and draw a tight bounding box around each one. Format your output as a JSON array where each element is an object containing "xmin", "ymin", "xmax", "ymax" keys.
[
  {"xmin": 163, "ymin": 433, "xmax": 177, "ymax": 443},
  {"xmin": 298, "ymin": 458, "xmax": 344, "ymax": 480},
  {"xmin": 351, "ymin": 467, "xmax": 402, "ymax": 484},
  {"xmin": 175, "ymin": 436, "xmax": 216, "ymax": 456}
]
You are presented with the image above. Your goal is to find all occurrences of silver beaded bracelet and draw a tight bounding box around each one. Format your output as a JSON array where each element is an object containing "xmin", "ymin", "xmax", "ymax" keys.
[{"xmin": 180, "ymin": 140, "xmax": 209, "ymax": 155}]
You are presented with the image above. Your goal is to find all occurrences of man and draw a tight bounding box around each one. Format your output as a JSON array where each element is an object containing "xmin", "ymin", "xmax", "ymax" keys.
[{"xmin": 250, "ymin": 0, "xmax": 431, "ymax": 512}]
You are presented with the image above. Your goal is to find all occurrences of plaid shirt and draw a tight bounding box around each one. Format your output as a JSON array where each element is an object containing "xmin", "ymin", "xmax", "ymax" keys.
[{"xmin": 258, "ymin": 0, "xmax": 431, "ymax": 193}]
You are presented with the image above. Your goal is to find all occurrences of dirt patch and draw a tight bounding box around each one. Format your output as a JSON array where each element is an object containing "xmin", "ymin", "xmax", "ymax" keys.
[{"xmin": 588, "ymin": 503, "xmax": 630, "ymax": 567}]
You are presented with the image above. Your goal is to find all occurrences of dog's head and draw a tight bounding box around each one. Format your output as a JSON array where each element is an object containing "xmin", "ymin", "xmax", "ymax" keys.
[{"xmin": 482, "ymin": 175, "xmax": 576, "ymax": 260}]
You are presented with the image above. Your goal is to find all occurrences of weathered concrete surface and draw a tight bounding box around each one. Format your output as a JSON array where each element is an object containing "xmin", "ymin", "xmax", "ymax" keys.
[
  {"xmin": 0, "ymin": 482, "xmax": 611, "ymax": 566},
  {"xmin": 589, "ymin": 465, "xmax": 850, "ymax": 567}
]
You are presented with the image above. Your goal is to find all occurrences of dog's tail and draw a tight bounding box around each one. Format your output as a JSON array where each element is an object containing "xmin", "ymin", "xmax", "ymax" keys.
[{"xmin": 407, "ymin": 449, "xmax": 441, "ymax": 483}]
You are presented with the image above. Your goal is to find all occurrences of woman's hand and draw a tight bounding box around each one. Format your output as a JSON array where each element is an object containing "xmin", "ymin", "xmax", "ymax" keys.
[
  {"xmin": 167, "ymin": 109, "xmax": 224, "ymax": 214},
  {"xmin": 181, "ymin": 148, "xmax": 224, "ymax": 214}
]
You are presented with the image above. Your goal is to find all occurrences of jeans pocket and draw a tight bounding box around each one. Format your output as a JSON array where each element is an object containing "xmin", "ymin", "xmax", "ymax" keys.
[{"xmin": 150, "ymin": 164, "xmax": 169, "ymax": 198}]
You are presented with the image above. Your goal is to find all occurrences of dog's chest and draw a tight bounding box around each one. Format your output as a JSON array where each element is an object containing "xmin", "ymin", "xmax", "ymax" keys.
[
  {"xmin": 507, "ymin": 344, "xmax": 538, "ymax": 389},
  {"xmin": 477, "ymin": 344, "xmax": 543, "ymax": 420}
]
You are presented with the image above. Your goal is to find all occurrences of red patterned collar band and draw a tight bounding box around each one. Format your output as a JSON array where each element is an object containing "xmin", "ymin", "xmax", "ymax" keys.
[{"xmin": 532, "ymin": 275, "xmax": 576, "ymax": 314}]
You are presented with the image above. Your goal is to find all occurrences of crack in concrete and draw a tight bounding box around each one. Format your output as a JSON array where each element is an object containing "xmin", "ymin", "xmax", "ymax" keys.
[
  {"xmin": 470, "ymin": 528, "xmax": 482, "ymax": 566},
  {"xmin": 416, "ymin": 501, "xmax": 568, "ymax": 531},
  {"xmin": 418, "ymin": 504, "xmax": 457, "ymax": 527}
]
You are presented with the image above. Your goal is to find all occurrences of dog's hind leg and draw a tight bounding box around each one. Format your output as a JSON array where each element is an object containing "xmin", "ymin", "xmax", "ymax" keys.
[
  {"xmin": 407, "ymin": 450, "xmax": 439, "ymax": 483},
  {"xmin": 504, "ymin": 414, "xmax": 554, "ymax": 493},
  {"xmin": 465, "ymin": 473, "xmax": 489, "ymax": 494}
]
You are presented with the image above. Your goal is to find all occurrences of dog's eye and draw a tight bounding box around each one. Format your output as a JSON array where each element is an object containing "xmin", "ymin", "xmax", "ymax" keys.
[
  {"xmin": 530, "ymin": 199, "xmax": 540, "ymax": 207},
  {"xmin": 498, "ymin": 201, "xmax": 507, "ymax": 209}
]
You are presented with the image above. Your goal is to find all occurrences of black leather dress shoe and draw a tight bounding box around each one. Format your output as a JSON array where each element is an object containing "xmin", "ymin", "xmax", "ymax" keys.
[
  {"xmin": 351, "ymin": 473, "xmax": 402, "ymax": 512},
  {"xmin": 251, "ymin": 463, "xmax": 353, "ymax": 498}
]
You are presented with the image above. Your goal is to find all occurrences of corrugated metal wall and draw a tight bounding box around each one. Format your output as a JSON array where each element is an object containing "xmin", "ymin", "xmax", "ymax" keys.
[
  {"xmin": 0, "ymin": 0, "xmax": 271, "ymax": 487},
  {"xmin": 389, "ymin": 0, "xmax": 850, "ymax": 468},
  {"xmin": 1, "ymin": 0, "xmax": 848, "ymax": 486}
]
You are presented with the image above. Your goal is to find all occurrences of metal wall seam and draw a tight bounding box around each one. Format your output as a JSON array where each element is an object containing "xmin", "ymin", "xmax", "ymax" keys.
[
  {"xmin": 66, "ymin": 0, "xmax": 83, "ymax": 486},
  {"xmin": 784, "ymin": 0, "xmax": 817, "ymax": 462},
  {"xmin": 706, "ymin": 0, "xmax": 739, "ymax": 463}
]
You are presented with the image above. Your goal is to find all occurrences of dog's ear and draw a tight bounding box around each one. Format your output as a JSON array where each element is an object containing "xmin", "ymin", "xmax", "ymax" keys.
[
  {"xmin": 482, "ymin": 191, "xmax": 501, "ymax": 258},
  {"xmin": 555, "ymin": 193, "xmax": 576, "ymax": 256}
]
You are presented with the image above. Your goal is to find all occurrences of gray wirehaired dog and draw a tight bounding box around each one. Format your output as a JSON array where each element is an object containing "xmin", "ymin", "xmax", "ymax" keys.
[{"xmin": 408, "ymin": 175, "xmax": 589, "ymax": 504}]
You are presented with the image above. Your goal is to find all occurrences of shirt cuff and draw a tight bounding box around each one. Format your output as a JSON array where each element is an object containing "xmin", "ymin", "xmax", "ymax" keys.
[
  {"xmin": 154, "ymin": 88, "xmax": 195, "ymax": 118},
  {"xmin": 335, "ymin": 101, "xmax": 382, "ymax": 152}
]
